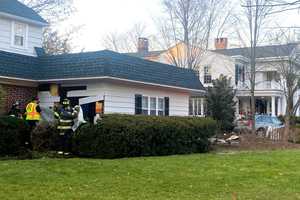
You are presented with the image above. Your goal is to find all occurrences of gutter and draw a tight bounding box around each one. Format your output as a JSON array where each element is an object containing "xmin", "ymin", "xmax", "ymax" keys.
[{"xmin": 0, "ymin": 75, "xmax": 206, "ymax": 94}]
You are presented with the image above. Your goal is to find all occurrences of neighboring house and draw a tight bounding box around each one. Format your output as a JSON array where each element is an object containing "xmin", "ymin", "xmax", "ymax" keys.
[
  {"xmin": 128, "ymin": 37, "xmax": 300, "ymax": 117},
  {"xmin": 214, "ymin": 42, "xmax": 300, "ymax": 118},
  {"xmin": 0, "ymin": 0, "xmax": 205, "ymax": 119},
  {"xmin": 126, "ymin": 38, "xmax": 236, "ymax": 117}
]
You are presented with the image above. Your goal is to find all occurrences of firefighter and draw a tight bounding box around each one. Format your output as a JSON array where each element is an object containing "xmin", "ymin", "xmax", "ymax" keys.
[
  {"xmin": 8, "ymin": 101, "xmax": 22, "ymax": 118},
  {"xmin": 24, "ymin": 97, "xmax": 41, "ymax": 149},
  {"xmin": 25, "ymin": 97, "xmax": 42, "ymax": 129},
  {"xmin": 54, "ymin": 98, "xmax": 78, "ymax": 156}
]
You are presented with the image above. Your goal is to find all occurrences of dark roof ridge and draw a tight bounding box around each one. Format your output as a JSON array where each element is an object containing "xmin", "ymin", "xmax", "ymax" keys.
[
  {"xmin": 213, "ymin": 42, "xmax": 300, "ymax": 52},
  {"xmin": 41, "ymin": 49, "xmax": 200, "ymax": 74}
]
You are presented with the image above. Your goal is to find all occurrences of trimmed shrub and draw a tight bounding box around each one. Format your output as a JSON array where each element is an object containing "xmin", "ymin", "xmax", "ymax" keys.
[
  {"xmin": 31, "ymin": 122, "xmax": 60, "ymax": 152},
  {"xmin": 0, "ymin": 116, "xmax": 30, "ymax": 156},
  {"xmin": 72, "ymin": 115, "xmax": 218, "ymax": 158}
]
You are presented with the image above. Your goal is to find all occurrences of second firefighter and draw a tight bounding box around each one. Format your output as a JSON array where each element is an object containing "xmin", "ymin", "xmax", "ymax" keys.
[{"xmin": 54, "ymin": 99, "xmax": 78, "ymax": 155}]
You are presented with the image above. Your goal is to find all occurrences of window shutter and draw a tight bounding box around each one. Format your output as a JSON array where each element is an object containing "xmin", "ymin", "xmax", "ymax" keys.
[
  {"xmin": 164, "ymin": 97, "xmax": 169, "ymax": 116},
  {"xmin": 135, "ymin": 94, "xmax": 142, "ymax": 115}
]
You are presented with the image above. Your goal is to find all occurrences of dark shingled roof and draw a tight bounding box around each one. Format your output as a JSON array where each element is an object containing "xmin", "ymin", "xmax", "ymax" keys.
[
  {"xmin": 213, "ymin": 43, "xmax": 299, "ymax": 58},
  {"xmin": 0, "ymin": 50, "xmax": 39, "ymax": 79},
  {"xmin": 0, "ymin": 50, "xmax": 204, "ymax": 91},
  {"xmin": 0, "ymin": 0, "xmax": 47, "ymax": 24}
]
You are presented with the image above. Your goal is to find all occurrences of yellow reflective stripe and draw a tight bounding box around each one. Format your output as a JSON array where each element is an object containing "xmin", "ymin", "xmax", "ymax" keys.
[
  {"xmin": 59, "ymin": 119, "xmax": 73, "ymax": 123},
  {"xmin": 57, "ymin": 126, "xmax": 72, "ymax": 130}
]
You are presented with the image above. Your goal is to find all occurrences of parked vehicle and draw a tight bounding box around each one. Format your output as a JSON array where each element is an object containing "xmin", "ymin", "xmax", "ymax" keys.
[
  {"xmin": 235, "ymin": 115, "xmax": 284, "ymax": 136},
  {"xmin": 255, "ymin": 115, "xmax": 284, "ymax": 137}
]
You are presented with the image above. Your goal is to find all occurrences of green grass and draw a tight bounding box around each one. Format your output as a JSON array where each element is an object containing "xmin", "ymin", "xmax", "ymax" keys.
[{"xmin": 1, "ymin": 150, "xmax": 300, "ymax": 200}]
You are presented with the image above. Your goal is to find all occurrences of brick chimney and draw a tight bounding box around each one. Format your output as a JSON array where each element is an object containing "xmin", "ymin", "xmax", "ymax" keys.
[
  {"xmin": 215, "ymin": 38, "xmax": 228, "ymax": 50},
  {"xmin": 138, "ymin": 37, "xmax": 149, "ymax": 53}
]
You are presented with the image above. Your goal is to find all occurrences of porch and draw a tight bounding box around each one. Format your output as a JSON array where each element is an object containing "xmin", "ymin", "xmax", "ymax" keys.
[{"xmin": 236, "ymin": 95, "xmax": 284, "ymax": 117}]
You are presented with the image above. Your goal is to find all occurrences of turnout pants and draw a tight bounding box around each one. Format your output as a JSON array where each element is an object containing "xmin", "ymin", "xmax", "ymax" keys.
[{"xmin": 58, "ymin": 130, "xmax": 73, "ymax": 153}]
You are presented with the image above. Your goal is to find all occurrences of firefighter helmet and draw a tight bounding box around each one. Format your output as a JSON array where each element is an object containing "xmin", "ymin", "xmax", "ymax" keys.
[{"xmin": 62, "ymin": 99, "xmax": 70, "ymax": 106}]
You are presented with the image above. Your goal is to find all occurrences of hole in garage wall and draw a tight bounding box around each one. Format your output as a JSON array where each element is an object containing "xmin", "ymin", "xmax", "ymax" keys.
[{"xmin": 39, "ymin": 84, "xmax": 104, "ymax": 123}]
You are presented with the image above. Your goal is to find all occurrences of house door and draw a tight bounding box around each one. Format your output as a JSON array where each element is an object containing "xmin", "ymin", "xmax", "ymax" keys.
[{"xmin": 256, "ymin": 99, "xmax": 267, "ymax": 114}]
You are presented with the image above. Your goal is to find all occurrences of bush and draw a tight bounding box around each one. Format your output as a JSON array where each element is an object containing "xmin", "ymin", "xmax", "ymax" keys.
[
  {"xmin": 0, "ymin": 116, "xmax": 30, "ymax": 156},
  {"xmin": 31, "ymin": 121, "xmax": 60, "ymax": 152},
  {"xmin": 72, "ymin": 115, "xmax": 218, "ymax": 159}
]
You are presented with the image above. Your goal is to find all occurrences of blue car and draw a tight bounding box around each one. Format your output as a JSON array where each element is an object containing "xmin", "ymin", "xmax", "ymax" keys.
[{"xmin": 255, "ymin": 115, "xmax": 284, "ymax": 136}]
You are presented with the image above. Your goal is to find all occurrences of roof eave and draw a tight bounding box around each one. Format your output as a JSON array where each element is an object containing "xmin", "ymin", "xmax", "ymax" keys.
[
  {"xmin": 37, "ymin": 76, "xmax": 206, "ymax": 94},
  {"xmin": 0, "ymin": 12, "xmax": 48, "ymax": 26}
]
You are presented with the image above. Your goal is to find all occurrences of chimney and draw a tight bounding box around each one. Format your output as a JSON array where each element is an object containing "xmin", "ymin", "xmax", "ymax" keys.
[
  {"xmin": 138, "ymin": 37, "xmax": 149, "ymax": 53},
  {"xmin": 215, "ymin": 38, "xmax": 228, "ymax": 50}
]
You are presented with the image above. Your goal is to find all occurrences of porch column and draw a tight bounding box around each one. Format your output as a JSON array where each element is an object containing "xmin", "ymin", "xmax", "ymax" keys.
[
  {"xmin": 267, "ymin": 100, "xmax": 271, "ymax": 114},
  {"xmin": 200, "ymin": 98, "xmax": 204, "ymax": 116},
  {"xmin": 234, "ymin": 97, "xmax": 239, "ymax": 118},
  {"xmin": 282, "ymin": 97, "xmax": 287, "ymax": 115},
  {"xmin": 277, "ymin": 97, "xmax": 282, "ymax": 116},
  {"xmin": 271, "ymin": 96, "xmax": 276, "ymax": 116}
]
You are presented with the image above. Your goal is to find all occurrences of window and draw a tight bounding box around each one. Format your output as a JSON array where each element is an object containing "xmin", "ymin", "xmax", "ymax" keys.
[
  {"xmin": 204, "ymin": 65, "xmax": 212, "ymax": 84},
  {"xmin": 189, "ymin": 98, "xmax": 203, "ymax": 116},
  {"xmin": 142, "ymin": 96, "xmax": 149, "ymax": 115},
  {"xmin": 138, "ymin": 96, "xmax": 166, "ymax": 116},
  {"xmin": 150, "ymin": 97, "xmax": 157, "ymax": 116},
  {"xmin": 12, "ymin": 22, "xmax": 27, "ymax": 48},
  {"xmin": 158, "ymin": 98, "xmax": 165, "ymax": 116},
  {"xmin": 235, "ymin": 64, "xmax": 245, "ymax": 85},
  {"xmin": 189, "ymin": 98, "xmax": 193, "ymax": 115}
]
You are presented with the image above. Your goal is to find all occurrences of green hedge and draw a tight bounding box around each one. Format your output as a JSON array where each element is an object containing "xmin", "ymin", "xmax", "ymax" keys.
[
  {"xmin": 31, "ymin": 122, "xmax": 60, "ymax": 152},
  {"xmin": 0, "ymin": 116, "xmax": 30, "ymax": 156},
  {"xmin": 72, "ymin": 115, "xmax": 218, "ymax": 158}
]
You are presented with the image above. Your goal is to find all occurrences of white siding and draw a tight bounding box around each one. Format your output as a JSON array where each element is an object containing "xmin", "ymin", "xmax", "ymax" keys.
[
  {"xmin": 101, "ymin": 83, "xmax": 189, "ymax": 116},
  {"xmin": 0, "ymin": 16, "xmax": 43, "ymax": 56},
  {"xmin": 61, "ymin": 81, "xmax": 190, "ymax": 116},
  {"xmin": 198, "ymin": 51, "xmax": 235, "ymax": 87}
]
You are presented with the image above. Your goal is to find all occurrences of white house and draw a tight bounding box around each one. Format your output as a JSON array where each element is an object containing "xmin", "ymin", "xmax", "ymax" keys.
[
  {"xmin": 213, "ymin": 41, "xmax": 300, "ymax": 117},
  {"xmin": 0, "ymin": 0, "xmax": 205, "ymax": 119},
  {"xmin": 127, "ymin": 37, "xmax": 300, "ymax": 117}
]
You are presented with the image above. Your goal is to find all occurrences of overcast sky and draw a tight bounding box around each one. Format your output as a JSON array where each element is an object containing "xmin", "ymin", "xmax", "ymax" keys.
[
  {"xmin": 58, "ymin": 0, "xmax": 300, "ymax": 52},
  {"xmin": 59, "ymin": 0, "xmax": 162, "ymax": 52}
]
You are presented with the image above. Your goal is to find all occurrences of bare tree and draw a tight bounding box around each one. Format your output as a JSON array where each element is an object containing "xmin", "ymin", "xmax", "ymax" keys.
[
  {"xmin": 238, "ymin": 0, "xmax": 300, "ymax": 135},
  {"xmin": 42, "ymin": 27, "xmax": 79, "ymax": 55},
  {"xmin": 21, "ymin": 0, "xmax": 77, "ymax": 54},
  {"xmin": 21, "ymin": 0, "xmax": 74, "ymax": 23},
  {"xmin": 102, "ymin": 23, "xmax": 147, "ymax": 53},
  {"xmin": 267, "ymin": 30, "xmax": 300, "ymax": 141},
  {"xmin": 156, "ymin": 0, "xmax": 234, "ymax": 70},
  {"xmin": 239, "ymin": 0, "xmax": 274, "ymax": 134}
]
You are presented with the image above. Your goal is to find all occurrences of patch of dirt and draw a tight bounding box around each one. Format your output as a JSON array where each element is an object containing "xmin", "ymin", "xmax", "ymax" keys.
[{"xmin": 213, "ymin": 134, "xmax": 300, "ymax": 152}]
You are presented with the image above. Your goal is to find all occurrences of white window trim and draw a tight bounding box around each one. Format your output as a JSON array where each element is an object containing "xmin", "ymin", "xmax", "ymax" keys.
[
  {"xmin": 11, "ymin": 21, "xmax": 29, "ymax": 50},
  {"xmin": 142, "ymin": 95, "xmax": 166, "ymax": 116},
  {"xmin": 189, "ymin": 98, "xmax": 204, "ymax": 117}
]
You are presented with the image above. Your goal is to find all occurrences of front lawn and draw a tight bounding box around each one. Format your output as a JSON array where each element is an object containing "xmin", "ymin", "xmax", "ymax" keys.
[{"xmin": 1, "ymin": 150, "xmax": 300, "ymax": 200}]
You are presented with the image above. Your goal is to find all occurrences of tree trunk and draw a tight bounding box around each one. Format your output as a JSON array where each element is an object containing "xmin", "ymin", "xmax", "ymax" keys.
[
  {"xmin": 251, "ymin": 92, "xmax": 256, "ymax": 135},
  {"xmin": 284, "ymin": 114, "xmax": 290, "ymax": 142}
]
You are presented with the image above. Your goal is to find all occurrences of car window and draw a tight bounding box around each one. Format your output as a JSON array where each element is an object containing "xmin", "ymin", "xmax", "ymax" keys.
[
  {"xmin": 272, "ymin": 117, "xmax": 282, "ymax": 125},
  {"xmin": 256, "ymin": 116, "xmax": 263, "ymax": 122}
]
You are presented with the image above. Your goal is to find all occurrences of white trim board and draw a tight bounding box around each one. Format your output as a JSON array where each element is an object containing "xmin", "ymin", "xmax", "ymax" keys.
[
  {"xmin": 79, "ymin": 96, "xmax": 104, "ymax": 105},
  {"xmin": 0, "ymin": 75, "xmax": 206, "ymax": 94},
  {"xmin": 38, "ymin": 76, "xmax": 206, "ymax": 94}
]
